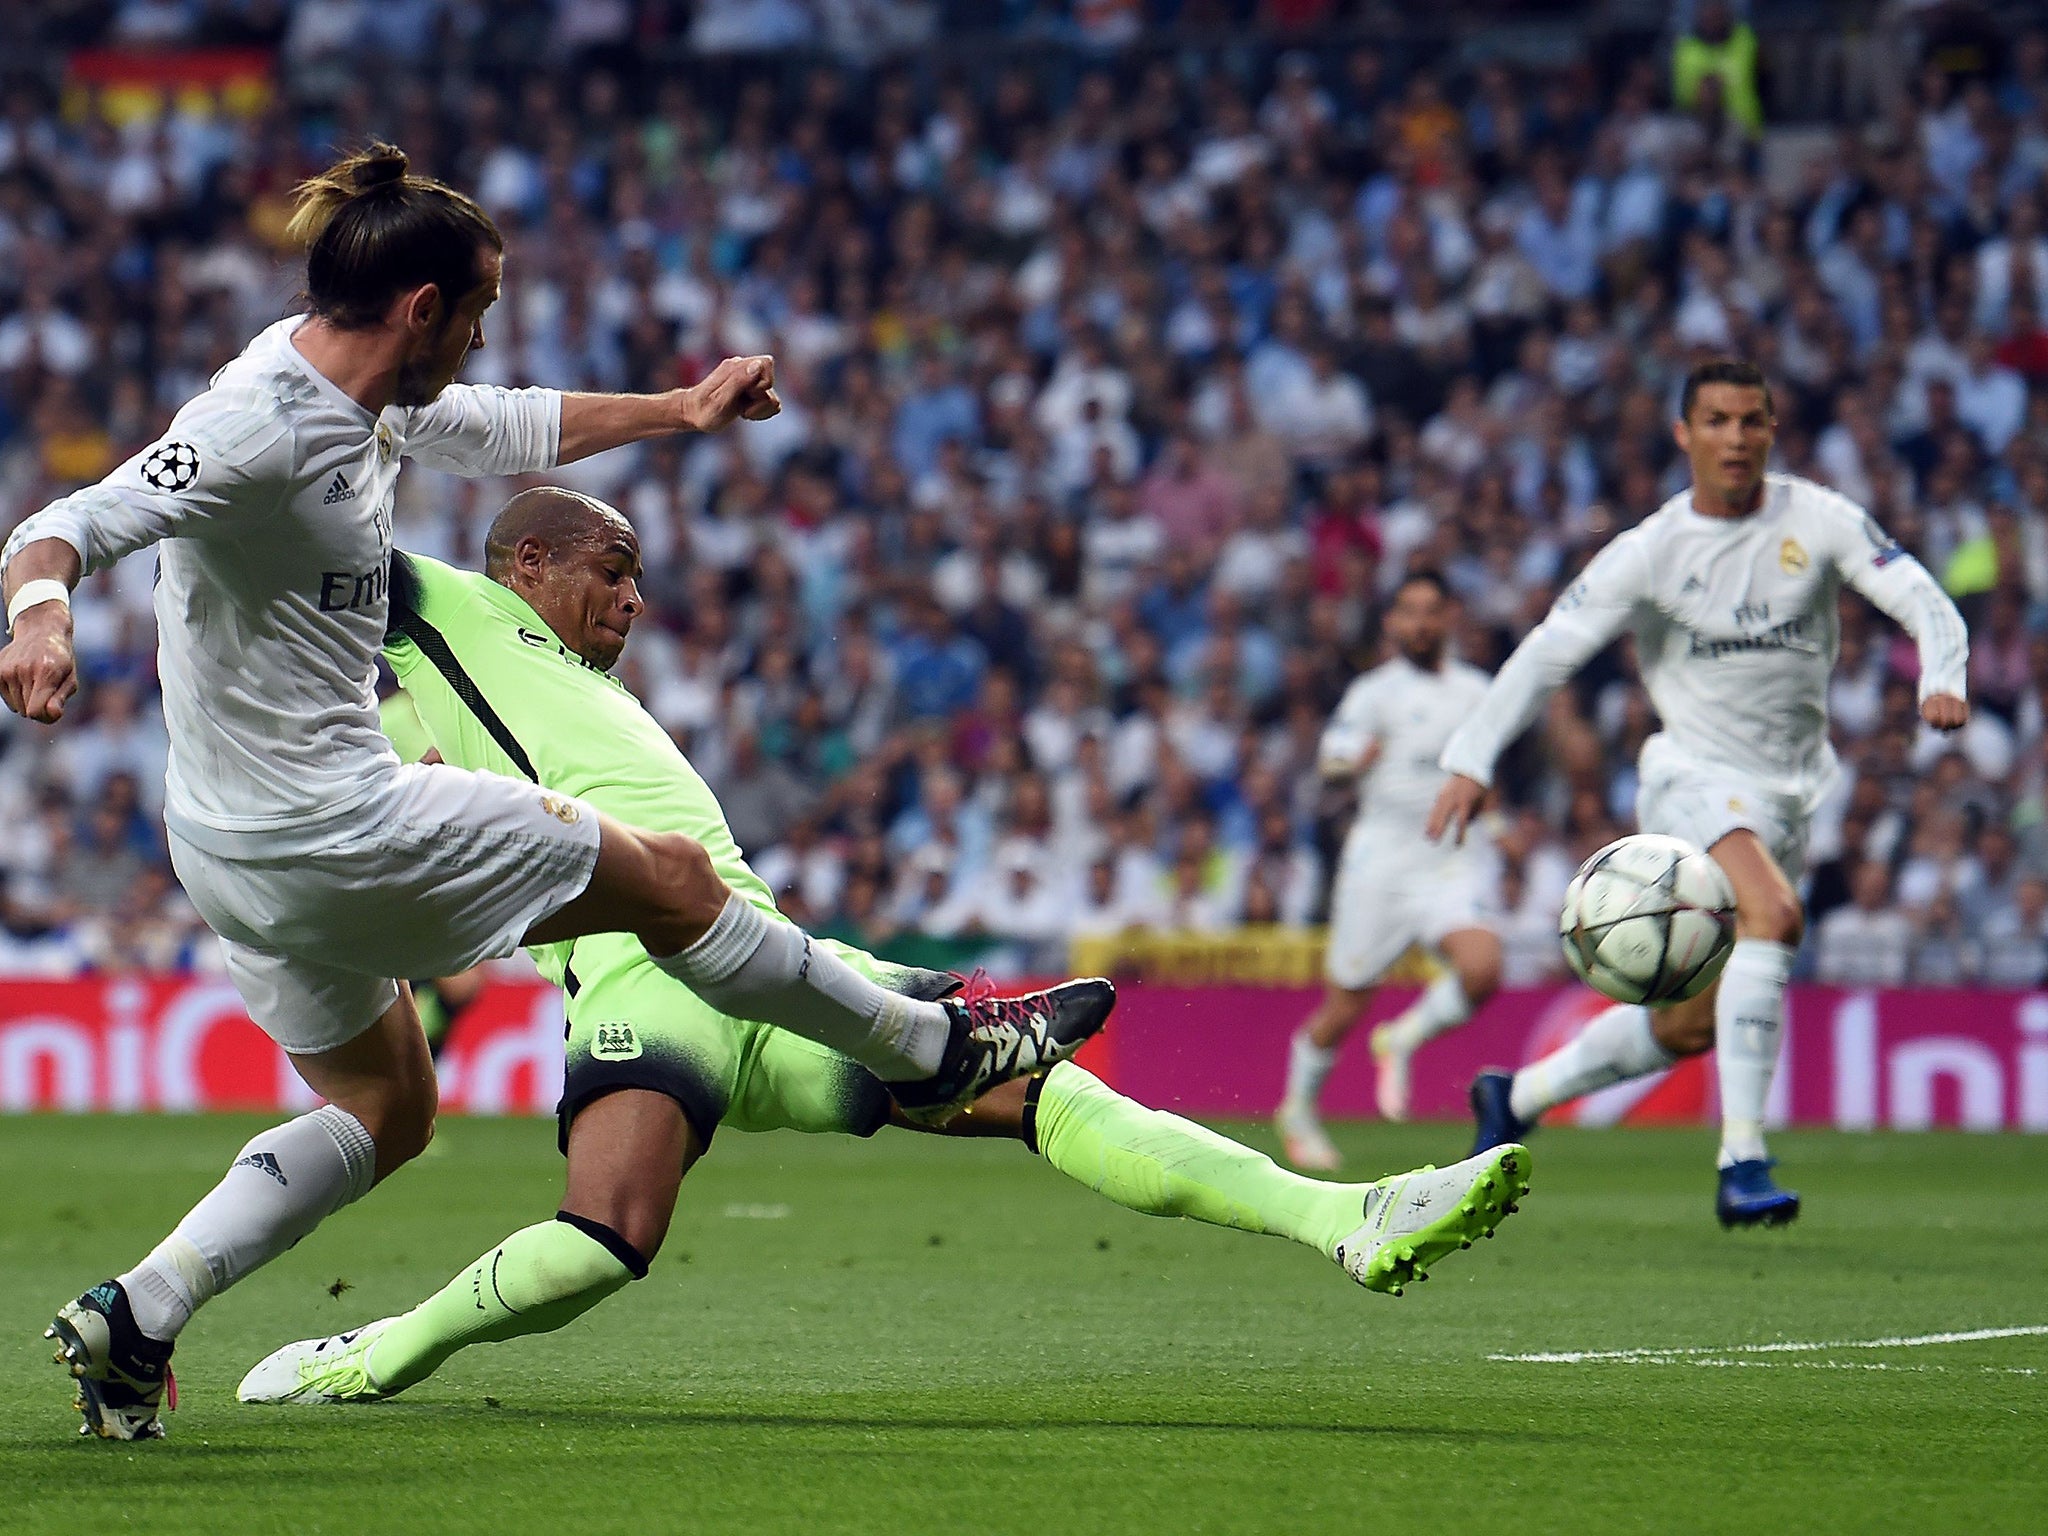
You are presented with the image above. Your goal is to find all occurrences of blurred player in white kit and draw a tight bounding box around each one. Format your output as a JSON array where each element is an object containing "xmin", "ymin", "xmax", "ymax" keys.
[
  {"xmin": 1430, "ymin": 360, "xmax": 1970, "ymax": 1227},
  {"xmin": 0, "ymin": 144, "xmax": 1110, "ymax": 1441},
  {"xmin": 1275, "ymin": 570, "xmax": 1505, "ymax": 1169}
]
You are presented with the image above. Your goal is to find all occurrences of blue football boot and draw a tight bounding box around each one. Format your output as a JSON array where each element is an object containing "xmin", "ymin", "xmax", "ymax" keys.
[
  {"xmin": 1716, "ymin": 1158, "xmax": 1801, "ymax": 1228},
  {"xmin": 1469, "ymin": 1070, "xmax": 1533, "ymax": 1158}
]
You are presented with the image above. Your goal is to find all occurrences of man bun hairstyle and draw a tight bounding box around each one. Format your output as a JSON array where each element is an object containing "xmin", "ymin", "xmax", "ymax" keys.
[
  {"xmin": 1679, "ymin": 357, "xmax": 1774, "ymax": 422},
  {"xmin": 287, "ymin": 142, "xmax": 502, "ymax": 330}
]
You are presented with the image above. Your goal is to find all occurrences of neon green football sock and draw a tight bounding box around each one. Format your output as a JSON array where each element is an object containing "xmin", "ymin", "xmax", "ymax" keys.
[
  {"xmin": 366, "ymin": 1216, "xmax": 639, "ymax": 1394},
  {"xmin": 1032, "ymin": 1064, "xmax": 1366, "ymax": 1258}
]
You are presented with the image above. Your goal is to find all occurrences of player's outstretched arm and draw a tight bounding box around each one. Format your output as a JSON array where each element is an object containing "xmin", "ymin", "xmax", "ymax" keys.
[
  {"xmin": 404, "ymin": 357, "xmax": 781, "ymax": 478},
  {"xmin": 1832, "ymin": 508, "xmax": 1971, "ymax": 735},
  {"xmin": 0, "ymin": 411, "xmax": 283, "ymax": 723},
  {"xmin": 556, "ymin": 355, "xmax": 781, "ymax": 465},
  {"xmin": 1432, "ymin": 537, "xmax": 1647, "ymax": 839}
]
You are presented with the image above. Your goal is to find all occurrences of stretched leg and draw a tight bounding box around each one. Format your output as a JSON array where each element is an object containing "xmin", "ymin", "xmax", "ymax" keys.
[
  {"xmin": 911, "ymin": 1066, "xmax": 1530, "ymax": 1295},
  {"xmin": 1279, "ymin": 842, "xmax": 1411, "ymax": 1167},
  {"xmin": 55, "ymin": 987, "xmax": 433, "ymax": 1438},
  {"xmin": 1275, "ymin": 983, "xmax": 1373, "ymax": 1170},
  {"xmin": 1371, "ymin": 926, "xmax": 1502, "ymax": 1123},
  {"xmin": 241, "ymin": 938, "xmax": 933, "ymax": 1405},
  {"xmin": 529, "ymin": 817, "xmax": 1112, "ymax": 1116},
  {"xmin": 1706, "ymin": 829, "xmax": 1803, "ymax": 1226},
  {"xmin": 1708, "ymin": 831, "xmax": 1802, "ymax": 1163},
  {"xmin": 241, "ymin": 1089, "xmax": 693, "ymax": 1403},
  {"xmin": 1505, "ymin": 999, "xmax": 1695, "ymax": 1128},
  {"xmin": 528, "ymin": 820, "xmax": 951, "ymax": 1080},
  {"xmin": 1471, "ymin": 976, "xmax": 1710, "ymax": 1156}
]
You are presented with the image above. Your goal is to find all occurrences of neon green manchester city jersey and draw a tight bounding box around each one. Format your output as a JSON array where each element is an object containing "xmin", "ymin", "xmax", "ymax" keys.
[{"xmin": 381, "ymin": 551, "xmax": 780, "ymax": 984}]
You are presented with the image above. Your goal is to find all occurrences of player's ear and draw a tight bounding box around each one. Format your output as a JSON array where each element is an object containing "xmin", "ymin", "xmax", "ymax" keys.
[
  {"xmin": 1672, "ymin": 416, "xmax": 1692, "ymax": 454},
  {"xmin": 513, "ymin": 534, "xmax": 551, "ymax": 585},
  {"xmin": 399, "ymin": 282, "xmax": 443, "ymax": 337}
]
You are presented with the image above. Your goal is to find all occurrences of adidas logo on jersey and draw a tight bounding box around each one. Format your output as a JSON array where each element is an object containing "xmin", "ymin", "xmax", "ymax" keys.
[
  {"xmin": 322, "ymin": 472, "xmax": 357, "ymax": 505},
  {"xmin": 234, "ymin": 1150, "xmax": 289, "ymax": 1187},
  {"xmin": 1681, "ymin": 575, "xmax": 1704, "ymax": 594}
]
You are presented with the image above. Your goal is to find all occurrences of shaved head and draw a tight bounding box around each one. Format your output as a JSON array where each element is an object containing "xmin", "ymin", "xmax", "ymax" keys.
[
  {"xmin": 485, "ymin": 487, "xmax": 645, "ymax": 670},
  {"xmin": 484, "ymin": 487, "xmax": 633, "ymax": 582}
]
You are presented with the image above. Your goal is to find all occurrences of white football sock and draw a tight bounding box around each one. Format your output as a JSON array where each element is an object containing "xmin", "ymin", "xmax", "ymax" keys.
[
  {"xmin": 1281, "ymin": 1028, "xmax": 1336, "ymax": 1112},
  {"xmin": 1715, "ymin": 938, "xmax": 1794, "ymax": 1167},
  {"xmin": 1379, "ymin": 972, "xmax": 1474, "ymax": 1055},
  {"xmin": 120, "ymin": 1105, "xmax": 378, "ymax": 1343},
  {"xmin": 1509, "ymin": 1004, "xmax": 1673, "ymax": 1123},
  {"xmin": 654, "ymin": 893, "xmax": 949, "ymax": 1081}
]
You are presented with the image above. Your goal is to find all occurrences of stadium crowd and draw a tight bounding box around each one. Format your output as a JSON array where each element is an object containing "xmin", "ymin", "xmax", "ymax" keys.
[{"xmin": 2, "ymin": 1, "xmax": 2048, "ymax": 986}]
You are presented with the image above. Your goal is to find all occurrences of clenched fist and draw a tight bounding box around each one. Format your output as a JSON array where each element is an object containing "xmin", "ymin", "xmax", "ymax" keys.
[
  {"xmin": 0, "ymin": 605, "xmax": 79, "ymax": 723},
  {"xmin": 1921, "ymin": 694, "xmax": 1968, "ymax": 732},
  {"xmin": 680, "ymin": 355, "xmax": 782, "ymax": 434}
]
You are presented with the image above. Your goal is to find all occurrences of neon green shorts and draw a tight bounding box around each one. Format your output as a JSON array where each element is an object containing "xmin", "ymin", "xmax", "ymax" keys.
[{"xmin": 554, "ymin": 931, "xmax": 936, "ymax": 1151}]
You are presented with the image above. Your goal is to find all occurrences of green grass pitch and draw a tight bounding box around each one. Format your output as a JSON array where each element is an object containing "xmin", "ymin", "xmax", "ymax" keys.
[{"xmin": 2, "ymin": 1113, "xmax": 2043, "ymax": 1534}]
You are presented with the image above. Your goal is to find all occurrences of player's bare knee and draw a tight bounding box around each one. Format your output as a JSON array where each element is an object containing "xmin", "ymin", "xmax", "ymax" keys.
[
  {"xmin": 356, "ymin": 1089, "xmax": 437, "ymax": 1177},
  {"xmin": 1741, "ymin": 890, "xmax": 1804, "ymax": 946},
  {"xmin": 1457, "ymin": 954, "xmax": 1502, "ymax": 1003},
  {"xmin": 640, "ymin": 832, "xmax": 729, "ymax": 950},
  {"xmin": 1652, "ymin": 1007, "xmax": 1714, "ymax": 1057},
  {"xmin": 1314, "ymin": 987, "xmax": 1370, "ymax": 1040}
]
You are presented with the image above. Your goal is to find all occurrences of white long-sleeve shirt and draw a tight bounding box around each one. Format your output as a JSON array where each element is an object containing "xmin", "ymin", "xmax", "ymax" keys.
[
  {"xmin": 1322, "ymin": 654, "xmax": 1494, "ymax": 836},
  {"xmin": 1441, "ymin": 474, "xmax": 1970, "ymax": 807},
  {"xmin": 2, "ymin": 316, "xmax": 560, "ymax": 855}
]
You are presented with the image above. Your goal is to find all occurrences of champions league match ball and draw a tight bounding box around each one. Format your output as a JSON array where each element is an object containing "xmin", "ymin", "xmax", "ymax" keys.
[{"xmin": 1558, "ymin": 834, "xmax": 1738, "ymax": 1006}]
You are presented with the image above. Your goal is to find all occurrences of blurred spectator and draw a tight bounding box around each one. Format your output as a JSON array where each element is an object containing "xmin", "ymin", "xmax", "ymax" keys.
[
  {"xmin": 1978, "ymin": 873, "xmax": 2048, "ymax": 985},
  {"xmin": 1673, "ymin": 2, "xmax": 1763, "ymax": 139},
  {"xmin": 0, "ymin": 3, "xmax": 2040, "ymax": 986},
  {"xmin": 1909, "ymin": 889, "xmax": 1979, "ymax": 985},
  {"xmin": 1814, "ymin": 862, "xmax": 1914, "ymax": 986}
]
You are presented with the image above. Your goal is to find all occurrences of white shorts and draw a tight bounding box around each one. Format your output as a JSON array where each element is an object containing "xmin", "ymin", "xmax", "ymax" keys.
[
  {"xmin": 1324, "ymin": 825, "xmax": 1492, "ymax": 990},
  {"xmin": 170, "ymin": 763, "xmax": 602, "ymax": 1054},
  {"xmin": 1634, "ymin": 750, "xmax": 1812, "ymax": 883}
]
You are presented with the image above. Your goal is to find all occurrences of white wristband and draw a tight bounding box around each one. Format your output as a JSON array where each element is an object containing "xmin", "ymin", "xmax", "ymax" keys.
[{"xmin": 6, "ymin": 578, "xmax": 71, "ymax": 631}]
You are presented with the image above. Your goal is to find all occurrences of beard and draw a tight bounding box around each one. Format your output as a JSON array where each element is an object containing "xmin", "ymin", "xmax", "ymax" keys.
[
  {"xmin": 393, "ymin": 323, "xmax": 467, "ymax": 408},
  {"xmin": 392, "ymin": 352, "xmax": 447, "ymax": 408}
]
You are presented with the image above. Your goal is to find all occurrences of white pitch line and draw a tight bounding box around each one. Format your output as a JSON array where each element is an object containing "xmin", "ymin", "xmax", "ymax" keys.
[
  {"xmin": 1666, "ymin": 1360, "xmax": 2038, "ymax": 1375},
  {"xmin": 1491, "ymin": 1324, "xmax": 2048, "ymax": 1365}
]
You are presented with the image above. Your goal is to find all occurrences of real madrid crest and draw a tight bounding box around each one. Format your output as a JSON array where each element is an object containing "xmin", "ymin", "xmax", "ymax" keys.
[
  {"xmin": 375, "ymin": 421, "xmax": 396, "ymax": 464},
  {"xmin": 1778, "ymin": 537, "xmax": 1808, "ymax": 575}
]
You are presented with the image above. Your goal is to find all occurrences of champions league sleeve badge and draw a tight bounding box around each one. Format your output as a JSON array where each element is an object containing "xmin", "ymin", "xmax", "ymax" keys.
[{"xmin": 140, "ymin": 441, "xmax": 202, "ymax": 493}]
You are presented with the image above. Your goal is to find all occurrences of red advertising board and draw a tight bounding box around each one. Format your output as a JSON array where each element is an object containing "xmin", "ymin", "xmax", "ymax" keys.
[
  {"xmin": 0, "ymin": 978, "xmax": 2044, "ymax": 1131},
  {"xmin": 0, "ymin": 978, "xmax": 567, "ymax": 1116}
]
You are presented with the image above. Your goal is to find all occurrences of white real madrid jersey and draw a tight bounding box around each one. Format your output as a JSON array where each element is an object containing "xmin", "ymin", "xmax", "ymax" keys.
[
  {"xmin": 1322, "ymin": 655, "xmax": 1495, "ymax": 834},
  {"xmin": 2, "ymin": 316, "xmax": 561, "ymax": 854},
  {"xmin": 1440, "ymin": 473, "xmax": 1970, "ymax": 806}
]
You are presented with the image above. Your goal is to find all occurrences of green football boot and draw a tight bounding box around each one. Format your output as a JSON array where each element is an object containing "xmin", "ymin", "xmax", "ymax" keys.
[{"xmin": 1333, "ymin": 1144, "xmax": 1532, "ymax": 1296}]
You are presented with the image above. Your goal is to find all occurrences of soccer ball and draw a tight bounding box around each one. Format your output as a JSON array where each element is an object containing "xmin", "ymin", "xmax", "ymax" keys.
[{"xmin": 1558, "ymin": 833, "xmax": 1737, "ymax": 1005}]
